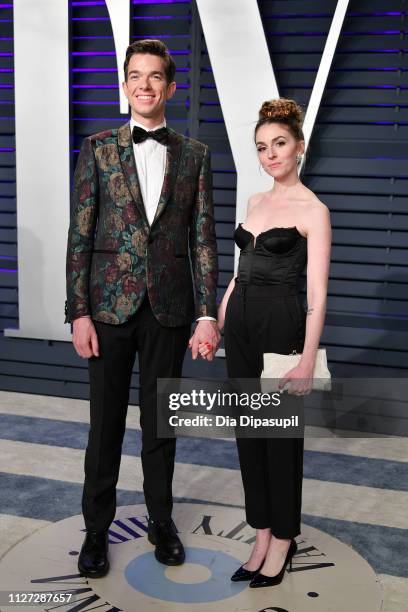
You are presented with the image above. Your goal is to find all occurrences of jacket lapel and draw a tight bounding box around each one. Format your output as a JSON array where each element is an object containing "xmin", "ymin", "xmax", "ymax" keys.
[
  {"xmin": 152, "ymin": 127, "xmax": 183, "ymax": 226},
  {"xmin": 117, "ymin": 122, "xmax": 183, "ymax": 228},
  {"xmin": 117, "ymin": 121, "xmax": 149, "ymax": 225}
]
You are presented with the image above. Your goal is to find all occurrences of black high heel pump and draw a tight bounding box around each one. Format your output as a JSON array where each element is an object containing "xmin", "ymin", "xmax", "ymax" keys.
[
  {"xmin": 249, "ymin": 539, "xmax": 297, "ymax": 588},
  {"xmin": 230, "ymin": 561, "xmax": 264, "ymax": 582}
]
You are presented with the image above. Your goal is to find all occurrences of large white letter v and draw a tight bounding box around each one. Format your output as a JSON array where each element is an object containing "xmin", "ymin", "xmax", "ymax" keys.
[{"xmin": 196, "ymin": 0, "xmax": 349, "ymax": 269}]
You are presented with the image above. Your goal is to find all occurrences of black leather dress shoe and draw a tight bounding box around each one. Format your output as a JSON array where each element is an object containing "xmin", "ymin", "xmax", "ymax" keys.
[
  {"xmin": 78, "ymin": 531, "xmax": 109, "ymax": 578},
  {"xmin": 231, "ymin": 562, "xmax": 263, "ymax": 582},
  {"xmin": 147, "ymin": 518, "xmax": 185, "ymax": 566},
  {"xmin": 249, "ymin": 539, "xmax": 297, "ymax": 589}
]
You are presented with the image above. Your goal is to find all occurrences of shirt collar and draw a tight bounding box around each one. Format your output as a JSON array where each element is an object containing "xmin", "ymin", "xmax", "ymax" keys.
[{"xmin": 130, "ymin": 116, "xmax": 166, "ymax": 132}]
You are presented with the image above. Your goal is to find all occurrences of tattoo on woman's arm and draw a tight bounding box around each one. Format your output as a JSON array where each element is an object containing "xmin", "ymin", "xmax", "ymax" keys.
[{"xmin": 306, "ymin": 307, "xmax": 314, "ymax": 315}]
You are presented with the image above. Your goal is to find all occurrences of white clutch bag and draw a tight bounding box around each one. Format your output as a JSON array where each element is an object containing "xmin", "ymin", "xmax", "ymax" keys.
[{"xmin": 261, "ymin": 349, "xmax": 331, "ymax": 392}]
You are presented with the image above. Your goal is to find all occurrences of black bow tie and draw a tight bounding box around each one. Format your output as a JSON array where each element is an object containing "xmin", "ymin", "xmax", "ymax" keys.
[{"xmin": 132, "ymin": 125, "xmax": 169, "ymax": 146}]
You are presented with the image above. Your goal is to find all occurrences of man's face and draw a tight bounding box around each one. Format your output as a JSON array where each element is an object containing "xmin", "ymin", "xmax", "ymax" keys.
[{"xmin": 122, "ymin": 53, "xmax": 176, "ymax": 124}]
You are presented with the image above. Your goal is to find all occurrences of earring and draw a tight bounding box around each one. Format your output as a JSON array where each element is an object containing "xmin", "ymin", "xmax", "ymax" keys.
[{"xmin": 296, "ymin": 154, "xmax": 302, "ymax": 164}]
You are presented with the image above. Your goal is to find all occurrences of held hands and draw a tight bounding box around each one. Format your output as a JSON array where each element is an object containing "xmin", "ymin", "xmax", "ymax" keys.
[
  {"xmin": 189, "ymin": 320, "xmax": 220, "ymax": 361},
  {"xmin": 278, "ymin": 363, "xmax": 314, "ymax": 395},
  {"xmin": 72, "ymin": 316, "xmax": 99, "ymax": 359},
  {"xmin": 197, "ymin": 318, "xmax": 223, "ymax": 359},
  {"xmin": 197, "ymin": 341, "xmax": 214, "ymax": 360}
]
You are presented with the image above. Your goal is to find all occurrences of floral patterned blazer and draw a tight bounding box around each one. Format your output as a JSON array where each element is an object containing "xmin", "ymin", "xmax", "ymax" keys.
[{"xmin": 65, "ymin": 122, "xmax": 218, "ymax": 326}]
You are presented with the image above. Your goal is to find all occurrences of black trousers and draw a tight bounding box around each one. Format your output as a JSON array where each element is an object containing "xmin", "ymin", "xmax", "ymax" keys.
[
  {"xmin": 82, "ymin": 295, "xmax": 191, "ymax": 533},
  {"xmin": 224, "ymin": 282, "xmax": 305, "ymax": 539}
]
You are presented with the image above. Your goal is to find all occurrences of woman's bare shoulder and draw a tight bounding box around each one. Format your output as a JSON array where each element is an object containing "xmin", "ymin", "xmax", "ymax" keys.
[
  {"xmin": 248, "ymin": 191, "xmax": 266, "ymax": 208},
  {"xmin": 299, "ymin": 189, "xmax": 330, "ymax": 218},
  {"xmin": 297, "ymin": 191, "xmax": 331, "ymax": 236},
  {"xmin": 247, "ymin": 191, "xmax": 266, "ymax": 214}
]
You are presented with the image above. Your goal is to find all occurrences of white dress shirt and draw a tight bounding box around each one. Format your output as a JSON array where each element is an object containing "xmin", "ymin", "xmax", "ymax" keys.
[{"xmin": 130, "ymin": 117, "xmax": 167, "ymax": 226}]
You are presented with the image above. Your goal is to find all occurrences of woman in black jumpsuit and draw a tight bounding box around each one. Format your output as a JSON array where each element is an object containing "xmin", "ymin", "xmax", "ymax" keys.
[
  {"xmin": 225, "ymin": 223, "xmax": 307, "ymax": 533},
  {"xmin": 204, "ymin": 98, "xmax": 331, "ymax": 589}
]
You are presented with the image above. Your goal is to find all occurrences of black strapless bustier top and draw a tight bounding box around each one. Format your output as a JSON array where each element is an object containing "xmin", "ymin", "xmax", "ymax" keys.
[{"xmin": 234, "ymin": 223, "xmax": 307, "ymax": 286}]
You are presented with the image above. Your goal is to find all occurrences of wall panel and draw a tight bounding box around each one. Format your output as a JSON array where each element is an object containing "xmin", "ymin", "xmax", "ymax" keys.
[{"xmin": 0, "ymin": 0, "xmax": 407, "ymax": 402}]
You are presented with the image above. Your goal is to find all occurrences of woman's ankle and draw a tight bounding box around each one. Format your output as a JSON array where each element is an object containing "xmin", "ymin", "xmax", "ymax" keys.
[
  {"xmin": 255, "ymin": 527, "xmax": 272, "ymax": 542},
  {"xmin": 244, "ymin": 529, "xmax": 272, "ymax": 570},
  {"xmin": 270, "ymin": 534, "xmax": 291, "ymax": 546}
]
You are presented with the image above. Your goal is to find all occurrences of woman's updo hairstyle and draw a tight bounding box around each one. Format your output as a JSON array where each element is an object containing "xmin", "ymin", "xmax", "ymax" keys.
[{"xmin": 255, "ymin": 98, "xmax": 305, "ymax": 143}]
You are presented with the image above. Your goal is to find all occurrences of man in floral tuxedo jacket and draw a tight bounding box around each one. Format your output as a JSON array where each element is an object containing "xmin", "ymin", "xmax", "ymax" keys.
[{"xmin": 65, "ymin": 40, "xmax": 219, "ymax": 577}]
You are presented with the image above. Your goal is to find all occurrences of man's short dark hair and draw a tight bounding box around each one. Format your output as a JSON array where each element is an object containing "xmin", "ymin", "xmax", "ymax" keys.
[{"xmin": 124, "ymin": 39, "xmax": 176, "ymax": 83}]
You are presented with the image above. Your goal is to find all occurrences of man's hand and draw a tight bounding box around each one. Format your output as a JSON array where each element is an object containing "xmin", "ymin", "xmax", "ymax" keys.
[
  {"xmin": 72, "ymin": 316, "xmax": 99, "ymax": 359},
  {"xmin": 188, "ymin": 320, "xmax": 220, "ymax": 361}
]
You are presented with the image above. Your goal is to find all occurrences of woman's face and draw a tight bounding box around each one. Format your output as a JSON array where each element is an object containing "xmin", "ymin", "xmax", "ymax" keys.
[{"xmin": 255, "ymin": 123, "xmax": 304, "ymax": 177}]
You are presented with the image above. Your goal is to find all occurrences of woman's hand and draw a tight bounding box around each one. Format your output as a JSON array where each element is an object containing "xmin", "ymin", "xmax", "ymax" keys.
[
  {"xmin": 278, "ymin": 363, "xmax": 314, "ymax": 395},
  {"xmin": 197, "ymin": 341, "xmax": 215, "ymax": 359},
  {"xmin": 189, "ymin": 320, "xmax": 220, "ymax": 361}
]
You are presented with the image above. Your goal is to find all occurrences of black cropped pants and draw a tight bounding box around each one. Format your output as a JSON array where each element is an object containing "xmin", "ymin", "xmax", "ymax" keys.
[{"xmin": 224, "ymin": 281, "xmax": 305, "ymax": 539}]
